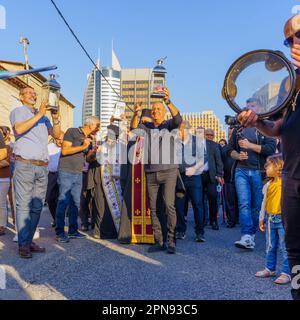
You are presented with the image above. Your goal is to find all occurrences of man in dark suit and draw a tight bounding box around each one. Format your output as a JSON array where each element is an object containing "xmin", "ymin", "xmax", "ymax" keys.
[{"xmin": 201, "ymin": 129, "xmax": 224, "ymax": 230}]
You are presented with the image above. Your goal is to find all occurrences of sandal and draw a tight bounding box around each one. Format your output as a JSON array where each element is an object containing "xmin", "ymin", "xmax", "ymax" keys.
[
  {"xmin": 255, "ymin": 269, "xmax": 276, "ymax": 278},
  {"xmin": 274, "ymin": 274, "xmax": 291, "ymax": 285},
  {"xmin": 0, "ymin": 227, "xmax": 6, "ymax": 236}
]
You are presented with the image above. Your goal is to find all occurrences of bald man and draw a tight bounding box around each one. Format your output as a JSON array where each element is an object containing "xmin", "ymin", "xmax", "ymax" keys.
[
  {"xmin": 131, "ymin": 88, "xmax": 182, "ymax": 254},
  {"xmin": 238, "ymin": 14, "xmax": 300, "ymax": 300}
]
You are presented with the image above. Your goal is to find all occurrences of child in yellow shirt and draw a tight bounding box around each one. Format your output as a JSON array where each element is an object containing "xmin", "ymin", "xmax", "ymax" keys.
[{"xmin": 255, "ymin": 154, "xmax": 291, "ymax": 285}]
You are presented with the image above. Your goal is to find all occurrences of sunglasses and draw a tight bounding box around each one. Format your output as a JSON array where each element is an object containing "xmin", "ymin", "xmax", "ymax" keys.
[{"xmin": 284, "ymin": 30, "xmax": 300, "ymax": 48}]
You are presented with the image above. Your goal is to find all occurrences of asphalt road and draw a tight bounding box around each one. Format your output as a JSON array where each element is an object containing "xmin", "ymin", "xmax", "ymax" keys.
[{"xmin": 0, "ymin": 207, "xmax": 291, "ymax": 300}]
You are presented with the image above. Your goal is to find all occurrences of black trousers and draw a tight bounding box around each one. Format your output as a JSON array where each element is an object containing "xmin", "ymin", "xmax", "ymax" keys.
[
  {"xmin": 146, "ymin": 168, "xmax": 178, "ymax": 246},
  {"xmin": 282, "ymin": 176, "xmax": 300, "ymax": 300},
  {"xmin": 79, "ymin": 172, "xmax": 92, "ymax": 228},
  {"xmin": 176, "ymin": 174, "xmax": 205, "ymax": 236},
  {"xmin": 201, "ymin": 172, "xmax": 218, "ymax": 224},
  {"xmin": 46, "ymin": 172, "xmax": 59, "ymax": 221},
  {"xmin": 224, "ymin": 182, "xmax": 239, "ymax": 226}
]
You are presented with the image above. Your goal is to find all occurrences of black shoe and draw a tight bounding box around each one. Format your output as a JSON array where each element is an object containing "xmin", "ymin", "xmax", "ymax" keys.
[
  {"xmin": 56, "ymin": 233, "xmax": 70, "ymax": 243},
  {"xmin": 148, "ymin": 243, "xmax": 167, "ymax": 253},
  {"xmin": 175, "ymin": 232, "xmax": 186, "ymax": 240},
  {"xmin": 51, "ymin": 221, "xmax": 56, "ymax": 228},
  {"xmin": 167, "ymin": 245, "xmax": 176, "ymax": 255},
  {"xmin": 195, "ymin": 234, "xmax": 206, "ymax": 243},
  {"xmin": 212, "ymin": 222, "xmax": 219, "ymax": 231},
  {"xmin": 69, "ymin": 232, "xmax": 87, "ymax": 240}
]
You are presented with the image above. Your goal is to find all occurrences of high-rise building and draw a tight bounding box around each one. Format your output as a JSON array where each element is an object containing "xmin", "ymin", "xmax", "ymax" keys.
[
  {"xmin": 82, "ymin": 64, "xmax": 101, "ymax": 122},
  {"xmin": 82, "ymin": 51, "xmax": 122, "ymax": 132},
  {"xmin": 99, "ymin": 67, "xmax": 121, "ymax": 131},
  {"xmin": 121, "ymin": 68, "xmax": 166, "ymax": 119},
  {"xmin": 252, "ymin": 82, "xmax": 281, "ymax": 112},
  {"xmin": 167, "ymin": 111, "xmax": 226, "ymax": 142},
  {"xmin": 121, "ymin": 69, "xmax": 152, "ymax": 116}
]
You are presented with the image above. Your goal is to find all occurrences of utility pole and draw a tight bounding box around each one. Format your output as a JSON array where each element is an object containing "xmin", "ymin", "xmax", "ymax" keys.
[{"xmin": 20, "ymin": 37, "xmax": 30, "ymax": 83}]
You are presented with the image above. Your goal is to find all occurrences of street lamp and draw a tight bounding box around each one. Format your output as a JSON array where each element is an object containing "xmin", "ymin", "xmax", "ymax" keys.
[
  {"xmin": 42, "ymin": 74, "xmax": 61, "ymax": 112},
  {"xmin": 20, "ymin": 37, "xmax": 30, "ymax": 70},
  {"xmin": 150, "ymin": 57, "xmax": 167, "ymax": 99}
]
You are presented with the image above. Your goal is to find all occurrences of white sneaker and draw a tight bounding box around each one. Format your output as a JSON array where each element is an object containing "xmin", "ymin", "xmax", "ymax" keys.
[
  {"xmin": 251, "ymin": 235, "xmax": 256, "ymax": 248},
  {"xmin": 33, "ymin": 229, "xmax": 40, "ymax": 240},
  {"xmin": 235, "ymin": 235, "xmax": 254, "ymax": 250},
  {"xmin": 13, "ymin": 234, "xmax": 18, "ymax": 243}
]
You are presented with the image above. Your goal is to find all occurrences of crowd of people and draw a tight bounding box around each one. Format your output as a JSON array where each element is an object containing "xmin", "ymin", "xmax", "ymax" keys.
[
  {"xmin": 1, "ymin": 13, "xmax": 300, "ymax": 301},
  {"xmin": 0, "ymin": 86, "xmax": 288, "ymax": 278}
]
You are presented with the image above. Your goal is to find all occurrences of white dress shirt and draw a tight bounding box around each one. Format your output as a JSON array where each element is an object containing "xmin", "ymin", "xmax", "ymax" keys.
[
  {"xmin": 202, "ymin": 140, "xmax": 209, "ymax": 173},
  {"xmin": 48, "ymin": 143, "xmax": 61, "ymax": 173}
]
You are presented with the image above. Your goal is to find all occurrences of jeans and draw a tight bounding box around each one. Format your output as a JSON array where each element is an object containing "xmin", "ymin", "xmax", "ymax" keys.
[
  {"xmin": 0, "ymin": 178, "xmax": 10, "ymax": 227},
  {"xmin": 55, "ymin": 171, "xmax": 82, "ymax": 236},
  {"xmin": 282, "ymin": 176, "xmax": 300, "ymax": 300},
  {"xmin": 176, "ymin": 174, "xmax": 204, "ymax": 236},
  {"xmin": 146, "ymin": 168, "xmax": 178, "ymax": 246},
  {"xmin": 265, "ymin": 215, "xmax": 290, "ymax": 276},
  {"xmin": 13, "ymin": 161, "xmax": 48, "ymax": 247},
  {"xmin": 235, "ymin": 168, "xmax": 263, "ymax": 236}
]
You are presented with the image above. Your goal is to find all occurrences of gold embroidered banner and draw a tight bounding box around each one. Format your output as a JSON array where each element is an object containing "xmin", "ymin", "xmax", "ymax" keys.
[{"xmin": 131, "ymin": 137, "xmax": 155, "ymax": 244}]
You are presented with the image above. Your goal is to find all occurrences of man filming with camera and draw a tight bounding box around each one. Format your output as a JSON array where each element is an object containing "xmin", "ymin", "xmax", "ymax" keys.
[
  {"xmin": 227, "ymin": 98, "xmax": 277, "ymax": 251},
  {"xmin": 237, "ymin": 14, "xmax": 300, "ymax": 300}
]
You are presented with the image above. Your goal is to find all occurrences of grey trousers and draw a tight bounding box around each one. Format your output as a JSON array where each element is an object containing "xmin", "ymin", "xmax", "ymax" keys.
[{"xmin": 146, "ymin": 168, "xmax": 178, "ymax": 246}]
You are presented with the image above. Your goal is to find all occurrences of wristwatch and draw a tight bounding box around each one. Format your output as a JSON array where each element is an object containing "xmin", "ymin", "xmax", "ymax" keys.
[{"xmin": 165, "ymin": 99, "xmax": 171, "ymax": 105}]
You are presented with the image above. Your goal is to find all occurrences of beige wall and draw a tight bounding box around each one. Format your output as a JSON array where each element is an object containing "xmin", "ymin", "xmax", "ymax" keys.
[{"xmin": 0, "ymin": 62, "xmax": 74, "ymax": 133}]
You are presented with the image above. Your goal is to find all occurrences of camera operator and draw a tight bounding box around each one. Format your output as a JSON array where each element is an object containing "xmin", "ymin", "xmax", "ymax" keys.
[
  {"xmin": 227, "ymin": 99, "xmax": 277, "ymax": 251},
  {"xmin": 237, "ymin": 14, "xmax": 300, "ymax": 301}
]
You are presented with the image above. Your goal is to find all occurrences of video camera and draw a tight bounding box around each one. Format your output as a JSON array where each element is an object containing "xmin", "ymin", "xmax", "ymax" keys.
[{"xmin": 225, "ymin": 115, "xmax": 240, "ymax": 129}]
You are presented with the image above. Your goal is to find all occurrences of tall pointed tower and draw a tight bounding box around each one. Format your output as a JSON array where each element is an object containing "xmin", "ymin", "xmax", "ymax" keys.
[{"xmin": 82, "ymin": 48, "xmax": 122, "ymax": 133}]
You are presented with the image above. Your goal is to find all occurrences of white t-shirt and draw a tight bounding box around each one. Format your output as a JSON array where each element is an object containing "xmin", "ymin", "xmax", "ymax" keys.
[{"xmin": 48, "ymin": 143, "xmax": 61, "ymax": 173}]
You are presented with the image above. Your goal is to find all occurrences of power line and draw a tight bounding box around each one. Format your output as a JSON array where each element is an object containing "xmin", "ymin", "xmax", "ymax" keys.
[{"xmin": 49, "ymin": 0, "xmax": 133, "ymax": 112}]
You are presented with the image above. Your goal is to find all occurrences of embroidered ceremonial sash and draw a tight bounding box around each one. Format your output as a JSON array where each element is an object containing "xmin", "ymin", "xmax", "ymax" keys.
[
  {"xmin": 100, "ymin": 144, "xmax": 123, "ymax": 232},
  {"xmin": 131, "ymin": 137, "xmax": 155, "ymax": 244}
]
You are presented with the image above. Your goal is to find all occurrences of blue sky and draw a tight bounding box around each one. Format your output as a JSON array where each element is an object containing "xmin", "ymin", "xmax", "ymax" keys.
[{"xmin": 0, "ymin": 0, "xmax": 298, "ymax": 127}]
